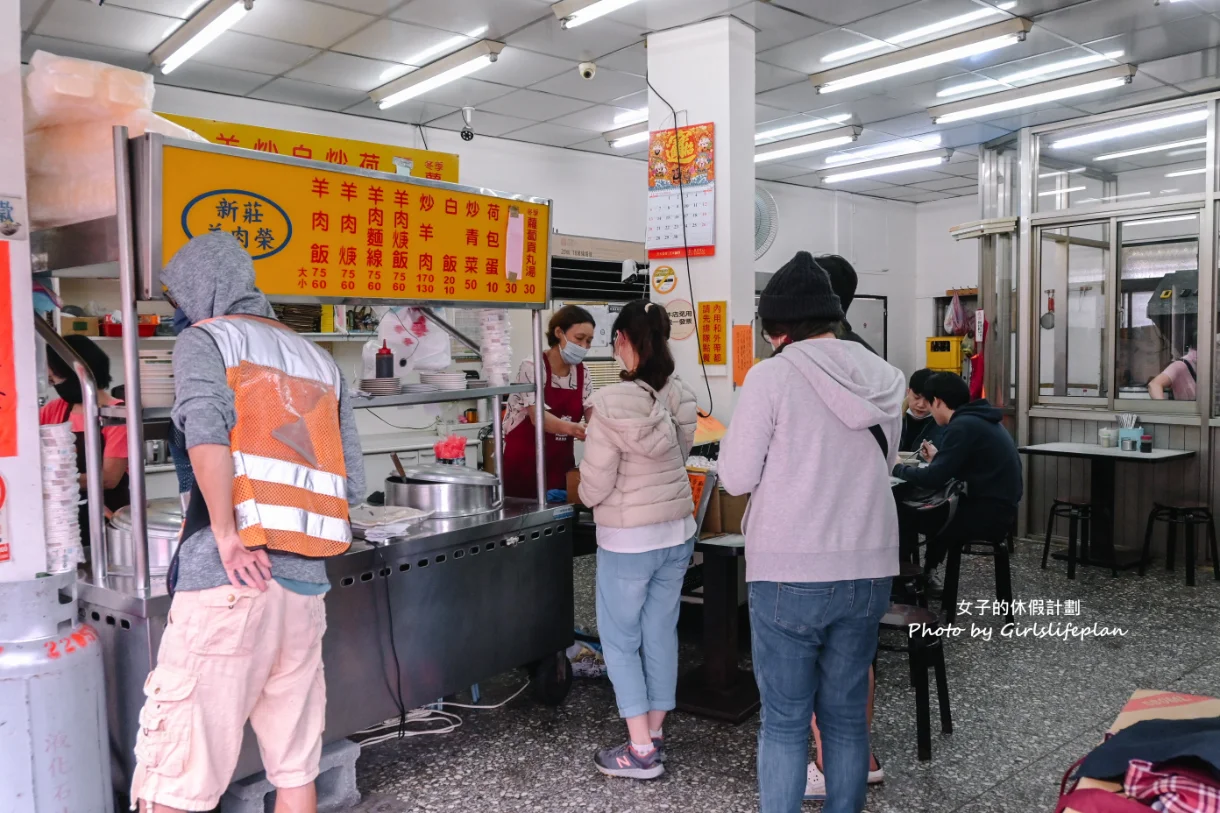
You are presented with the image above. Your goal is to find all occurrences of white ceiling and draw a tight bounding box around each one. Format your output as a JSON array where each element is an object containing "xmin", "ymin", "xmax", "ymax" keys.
[{"xmin": 19, "ymin": 0, "xmax": 1220, "ymax": 203}]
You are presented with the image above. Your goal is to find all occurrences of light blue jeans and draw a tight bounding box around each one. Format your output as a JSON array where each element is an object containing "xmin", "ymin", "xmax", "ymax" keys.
[
  {"xmin": 750, "ymin": 578, "xmax": 891, "ymax": 813},
  {"xmin": 595, "ymin": 539, "xmax": 696, "ymax": 719}
]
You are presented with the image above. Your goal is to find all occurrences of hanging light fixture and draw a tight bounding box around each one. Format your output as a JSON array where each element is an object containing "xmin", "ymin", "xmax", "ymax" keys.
[{"xmin": 151, "ymin": 0, "xmax": 253, "ymax": 75}]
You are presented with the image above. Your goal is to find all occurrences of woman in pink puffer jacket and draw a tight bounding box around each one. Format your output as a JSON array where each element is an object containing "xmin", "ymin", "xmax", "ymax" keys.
[{"xmin": 578, "ymin": 300, "xmax": 698, "ymax": 781}]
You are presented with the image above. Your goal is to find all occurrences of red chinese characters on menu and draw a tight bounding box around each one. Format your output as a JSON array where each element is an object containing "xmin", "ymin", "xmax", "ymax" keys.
[{"xmin": 297, "ymin": 170, "xmax": 544, "ymax": 303}]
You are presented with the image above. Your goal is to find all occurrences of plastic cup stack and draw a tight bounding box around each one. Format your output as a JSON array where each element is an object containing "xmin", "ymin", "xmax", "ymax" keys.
[
  {"xmin": 40, "ymin": 422, "xmax": 82, "ymax": 573},
  {"xmin": 479, "ymin": 309, "xmax": 513, "ymax": 387}
]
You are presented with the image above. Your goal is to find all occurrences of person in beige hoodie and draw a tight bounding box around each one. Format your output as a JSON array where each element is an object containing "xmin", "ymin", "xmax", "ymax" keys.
[{"xmin": 578, "ymin": 300, "xmax": 698, "ymax": 781}]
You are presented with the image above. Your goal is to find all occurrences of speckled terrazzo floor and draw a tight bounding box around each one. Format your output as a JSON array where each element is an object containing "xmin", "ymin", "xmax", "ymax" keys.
[{"xmin": 351, "ymin": 540, "xmax": 1220, "ymax": 813}]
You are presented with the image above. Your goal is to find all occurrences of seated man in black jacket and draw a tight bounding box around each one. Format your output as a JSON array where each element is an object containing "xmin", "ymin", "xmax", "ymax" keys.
[
  {"xmin": 900, "ymin": 368, "xmax": 944, "ymax": 453},
  {"xmin": 893, "ymin": 373, "xmax": 1023, "ymax": 573}
]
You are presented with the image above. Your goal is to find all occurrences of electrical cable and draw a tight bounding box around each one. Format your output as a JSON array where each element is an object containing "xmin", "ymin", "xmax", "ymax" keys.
[
  {"xmin": 373, "ymin": 547, "xmax": 410, "ymax": 739},
  {"xmin": 417, "ymin": 124, "xmax": 429, "ymax": 151},
  {"xmin": 646, "ymin": 78, "xmax": 714, "ymax": 417},
  {"xmin": 365, "ymin": 410, "xmax": 438, "ymax": 432}
]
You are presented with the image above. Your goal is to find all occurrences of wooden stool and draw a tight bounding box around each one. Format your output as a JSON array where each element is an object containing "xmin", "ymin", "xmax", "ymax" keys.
[
  {"xmin": 879, "ymin": 604, "xmax": 952, "ymax": 761},
  {"xmin": 1042, "ymin": 498, "xmax": 1095, "ymax": 580},
  {"xmin": 1141, "ymin": 502, "xmax": 1220, "ymax": 587}
]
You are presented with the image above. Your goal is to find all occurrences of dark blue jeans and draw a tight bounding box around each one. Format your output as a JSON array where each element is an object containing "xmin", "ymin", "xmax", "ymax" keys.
[{"xmin": 749, "ymin": 578, "xmax": 891, "ymax": 813}]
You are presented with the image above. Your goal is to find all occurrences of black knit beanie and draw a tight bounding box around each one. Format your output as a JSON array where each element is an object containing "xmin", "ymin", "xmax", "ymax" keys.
[
  {"xmin": 758, "ymin": 251, "xmax": 844, "ymax": 322},
  {"xmin": 818, "ymin": 254, "xmax": 857, "ymax": 313}
]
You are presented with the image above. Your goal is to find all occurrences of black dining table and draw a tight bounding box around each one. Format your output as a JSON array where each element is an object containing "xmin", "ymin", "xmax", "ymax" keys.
[{"xmin": 1018, "ymin": 442, "xmax": 1195, "ymax": 571}]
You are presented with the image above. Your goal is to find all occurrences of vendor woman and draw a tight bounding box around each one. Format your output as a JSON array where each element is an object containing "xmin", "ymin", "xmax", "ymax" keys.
[
  {"xmin": 40, "ymin": 334, "xmax": 130, "ymax": 543},
  {"xmin": 502, "ymin": 305, "xmax": 595, "ymax": 498}
]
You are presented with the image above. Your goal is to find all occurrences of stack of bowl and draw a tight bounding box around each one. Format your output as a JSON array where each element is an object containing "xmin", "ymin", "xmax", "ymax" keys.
[
  {"xmin": 139, "ymin": 349, "xmax": 175, "ymax": 408},
  {"xmin": 40, "ymin": 422, "xmax": 81, "ymax": 573}
]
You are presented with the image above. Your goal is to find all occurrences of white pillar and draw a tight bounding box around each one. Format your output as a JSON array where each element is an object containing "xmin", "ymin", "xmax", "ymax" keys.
[
  {"xmin": 0, "ymin": 0, "xmax": 48, "ymax": 580},
  {"xmin": 646, "ymin": 17, "xmax": 755, "ymax": 422}
]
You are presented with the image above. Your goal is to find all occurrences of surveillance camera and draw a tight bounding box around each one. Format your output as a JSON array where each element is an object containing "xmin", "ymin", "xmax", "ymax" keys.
[
  {"xmin": 578, "ymin": 62, "xmax": 597, "ymax": 80},
  {"xmin": 461, "ymin": 127, "xmax": 474, "ymax": 141},
  {"xmin": 460, "ymin": 106, "xmax": 475, "ymax": 141}
]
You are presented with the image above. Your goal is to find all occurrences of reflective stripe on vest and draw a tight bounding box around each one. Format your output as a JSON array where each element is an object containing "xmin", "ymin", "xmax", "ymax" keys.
[{"xmin": 195, "ymin": 315, "xmax": 350, "ymax": 558}]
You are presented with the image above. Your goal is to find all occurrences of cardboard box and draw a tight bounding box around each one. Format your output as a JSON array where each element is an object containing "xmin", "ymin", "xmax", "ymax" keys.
[
  {"xmin": 1066, "ymin": 690, "xmax": 1220, "ymax": 810},
  {"xmin": 720, "ymin": 491, "xmax": 749, "ymax": 535},
  {"xmin": 699, "ymin": 486, "xmax": 722, "ymax": 537},
  {"xmin": 566, "ymin": 468, "xmax": 582, "ymax": 506},
  {"xmin": 60, "ymin": 315, "xmax": 100, "ymax": 336}
]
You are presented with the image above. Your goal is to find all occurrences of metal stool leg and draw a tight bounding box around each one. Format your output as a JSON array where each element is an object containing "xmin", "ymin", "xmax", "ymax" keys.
[
  {"xmin": 1140, "ymin": 508, "xmax": 1157, "ymax": 577},
  {"xmin": 1167, "ymin": 516, "xmax": 1178, "ymax": 572},
  {"xmin": 994, "ymin": 543, "xmax": 1014, "ymax": 624},
  {"xmin": 1079, "ymin": 513, "xmax": 1091, "ymax": 568},
  {"xmin": 1208, "ymin": 514, "xmax": 1220, "ymax": 581},
  {"xmin": 932, "ymin": 643, "xmax": 952, "ymax": 734},
  {"xmin": 1067, "ymin": 513, "xmax": 1079, "ymax": 580},
  {"xmin": 1042, "ymin": 504, "xmax": 1057, "ymax": 569},
  {"xmin": 942, "ymin": 544, "xmax": 963, "ymax": 623},
  {"xmin": 911, "ymin": 641, "xmax": 932, "ymax": 761},
  {"xmin": 1185, "ymin": 519, "xmax": 1197, "ymax": 587}
]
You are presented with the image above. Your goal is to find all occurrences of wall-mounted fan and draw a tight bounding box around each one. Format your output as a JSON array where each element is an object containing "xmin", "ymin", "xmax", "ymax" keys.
[{"xmin": 755, "ymin": 185, "xmax": 778, "ymax": 261}]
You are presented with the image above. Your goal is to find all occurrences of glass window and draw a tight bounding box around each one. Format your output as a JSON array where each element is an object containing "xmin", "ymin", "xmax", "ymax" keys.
[
  {"xmin": 1037, "ymin": 223, "xmax": 1109, "ymax": 399},
  {"xmin": 1036, "ymin": 105, "xmax": 1208, "ymax": 213},
  {"xmin": 1115, "ymin": 213, "xmax": 1200, "ymax": 403}
]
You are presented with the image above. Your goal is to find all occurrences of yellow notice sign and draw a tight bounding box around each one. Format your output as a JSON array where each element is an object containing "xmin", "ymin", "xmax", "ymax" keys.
[
  {"xmin": 698, "ymin": 301, "xmax": 727, "ymax": 364},
  {"xmin": 159, "ymin": 144, "xmax": 549, "ymax": 306},
  {"xmin": 163, "ymin": 114, "xmax": 460, "ymax": 183}
]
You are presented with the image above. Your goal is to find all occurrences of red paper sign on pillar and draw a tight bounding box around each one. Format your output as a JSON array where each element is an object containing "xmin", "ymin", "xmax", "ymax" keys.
[{"xmin": 0, "ymin": 241, "xmax": 15, "ymax": 458}]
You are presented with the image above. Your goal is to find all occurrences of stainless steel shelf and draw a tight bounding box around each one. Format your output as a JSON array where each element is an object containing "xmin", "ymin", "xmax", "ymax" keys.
[
  {"xmin": 101, "ymin": 405, "xmax": 171, "ymax": 423},
  {"xmin": 89, "ymin": 332, "xmax": 378, "ymax": 343},
  {"xmin": 352, "ymin": 384, "xmax": 528, "ymax": 409}
]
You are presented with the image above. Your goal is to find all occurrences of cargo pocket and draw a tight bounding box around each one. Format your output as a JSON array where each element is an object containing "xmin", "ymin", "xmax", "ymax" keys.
[
  {"xmin": 188, "ymin": 586, "xmax": 266, "ymax": 656},
  {"xmin": 134, "ymin": 665, "xmax": 196, "ymax": 778}
]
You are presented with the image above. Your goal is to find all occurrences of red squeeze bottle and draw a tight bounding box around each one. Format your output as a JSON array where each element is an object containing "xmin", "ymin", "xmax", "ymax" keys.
[{"xmin": 375, "ymin": 340, "xmax": 394, "ymax": 379}]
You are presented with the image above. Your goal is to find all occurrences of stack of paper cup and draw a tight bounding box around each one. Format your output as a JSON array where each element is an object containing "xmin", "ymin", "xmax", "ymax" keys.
[
  {"xmin": 480, "ymin": 309, "xmax": 513, "ymax": 387},
  {"xmin": 41, "ymin": 422, "xmax": 82, "ymax": 573}
]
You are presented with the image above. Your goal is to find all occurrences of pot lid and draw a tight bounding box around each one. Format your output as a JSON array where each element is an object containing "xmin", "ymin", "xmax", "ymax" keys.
[
  {"xmin": 398, "ymin": 464, "xmax": 500, "ymax": 486},
  {"xmin": 111, "ymin": 498, "xmax": 183, "ymax": 534}
]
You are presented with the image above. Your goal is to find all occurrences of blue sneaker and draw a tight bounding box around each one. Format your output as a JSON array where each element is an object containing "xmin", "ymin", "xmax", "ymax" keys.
[{"xmin": 594, "ymin": 742, "xmax": 664, "ymax": 779}]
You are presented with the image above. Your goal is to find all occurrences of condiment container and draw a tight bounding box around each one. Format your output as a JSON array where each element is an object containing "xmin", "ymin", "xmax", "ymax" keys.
[
  {"xmin": 1140, "ymin": 434, "xmax": 1153, "ymax": 453},
  {"xmin": 375, "ymin": 340, "xmax": 394, "ymax": 379}
]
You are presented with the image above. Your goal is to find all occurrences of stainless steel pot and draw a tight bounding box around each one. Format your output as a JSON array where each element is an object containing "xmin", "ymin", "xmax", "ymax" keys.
[
  {"xmin": 384, "ymin": 464, "xmax": 501, "ymax": 518},
  {"xmin": 107, "ymin": 498, "xmax": 182, "ymax": 576}
]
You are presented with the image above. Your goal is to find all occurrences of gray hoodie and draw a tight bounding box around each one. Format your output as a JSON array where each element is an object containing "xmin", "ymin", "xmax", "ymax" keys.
[
  {"xmin": 718, "ymin": 338, "xmax": 904, "ymax": 584},
  {"xmin": 163, "ymin": 232, "xmax": 365, "ymax": 591}
]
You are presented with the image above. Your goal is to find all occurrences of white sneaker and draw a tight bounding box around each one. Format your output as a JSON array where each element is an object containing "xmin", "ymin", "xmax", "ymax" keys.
[{"xmin": 803, "ymin": 760, "xmax": 884, "ymax": 801}]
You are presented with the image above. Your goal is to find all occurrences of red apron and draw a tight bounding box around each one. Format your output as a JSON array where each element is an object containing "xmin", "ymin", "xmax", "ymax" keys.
[{"xmin": 502, "ymin": 354, "xmax": 584, "ymax": 499}]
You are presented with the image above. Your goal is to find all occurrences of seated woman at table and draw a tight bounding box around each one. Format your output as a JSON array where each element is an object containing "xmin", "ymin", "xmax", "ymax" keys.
[
  {"xmin": 1148, "ymin": 343, "xmax": 1199, "ymax": 401},
  {"xmin": 719, "ymin": 251, "xmax": 904, "ymax": 813},
  {"xmin": 578, "ymin": 300, "xmax": 698, "ymax": 780},
  {"xmin": 900, "ymin": 368, "xmax": 944, "ymax": 453}
]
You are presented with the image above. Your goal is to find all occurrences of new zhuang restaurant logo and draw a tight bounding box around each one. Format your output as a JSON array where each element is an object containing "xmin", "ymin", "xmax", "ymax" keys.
[{"xmin": 182, "ymin": 190, "xmax": 292, "ymax": 259}]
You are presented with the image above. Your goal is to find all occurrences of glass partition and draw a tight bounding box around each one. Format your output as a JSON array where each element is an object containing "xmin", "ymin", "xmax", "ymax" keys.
[
  {"xmin": 1114, "ymin": 213, "xmax": 1200, "ymax": 405},
  {"xmin": 1037, "ymin": 223, "xmax": 1109, "ymax": 400},
  {"xmin": 1036, "ymin": 104, "xmax": 1208, "ymax": 213}
]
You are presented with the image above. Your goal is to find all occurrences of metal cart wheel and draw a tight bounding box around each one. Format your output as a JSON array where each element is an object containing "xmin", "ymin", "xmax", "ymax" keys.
[{"xmin": 532, "ymin": 651, "xmax": 573, "ymax": 706}]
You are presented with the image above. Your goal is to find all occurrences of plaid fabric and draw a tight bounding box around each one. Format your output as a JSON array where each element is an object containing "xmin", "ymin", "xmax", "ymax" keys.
[{"xmin": 1125, "ymin": 759, "xmax": 1220, "ymax": 813}]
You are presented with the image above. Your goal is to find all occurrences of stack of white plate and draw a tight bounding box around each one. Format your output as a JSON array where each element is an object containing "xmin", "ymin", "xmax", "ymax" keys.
[
  {"xmin": 404, "ymin": 383, "xmax": 439, "ymax": 394},
  {"xmin": 419, "ymin": 372, "xmax": 468, "ymax": 391},
  {"xmin": 40, "ymin": 422, "xmax": 81, "ymax": 574},
  {"xmin": 139, "ymin": 349, "xmax": 175, "ymax": 408},
  {"xmin": 359, "ymin": 377, "xmax": 402, "ymax": 396},
  {"xmin": 468, "ymin": 379, "xmax": 489, "ymax": 389},
  {"xmin": 479, "ymin": 309, "xmax": 513, "ymax": 386}
]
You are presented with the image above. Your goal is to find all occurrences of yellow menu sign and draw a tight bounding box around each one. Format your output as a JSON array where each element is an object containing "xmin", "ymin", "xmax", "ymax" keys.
[
  {"xmin": 159, "ymin": 144, "xmax": 549, "ymax": 306},
  {"xmin": 162, "ymin": 114, "xmax": 460, "ymax": 183}
]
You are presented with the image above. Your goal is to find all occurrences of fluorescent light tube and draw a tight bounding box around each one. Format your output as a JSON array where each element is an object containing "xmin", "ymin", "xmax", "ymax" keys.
[
  {"xmin": 405, "ymin": 26, "xmax": 488, "ymax": 66},
  {"xmin": 1168, "ymin": 147, "xmax": 1207, "ymax": 157},
  {"xmin": 937, "ymin": 50, "xmax": 1124, "ymax": 97},
  {"xmin": 611, "ymin": 132, "xmax": 648, "ymax": 149},
  {"xmin": 152, "ymin": 0, "xmax": 250, "ymax": 75},
  {"xmin": 754, "ymin": 125, "xmax": 861, "ymax": 163},
  {"xmin": 604, "ymin": 121, "xmax": 648, "ymax": 149},
  {"xmin": 824, "ymin": 135, "xmax": 943, "ymax": 166},
  {"xmin": 820, "ymin": 149, "xmax": 950, "ymax": 183},
  {"xmin": 1165, "ymin": 167, "xmax": 1206, "ymax": 178},
  {"xmin": 1094, "ymin": 137, "xmax": 1207, "ymax": 161},
  {"xmin": 1050, "ymin": 109, "xmax": 1208, "ymax": 150},
  {"xmin": 1038, "ymin": 167, "xmax": 1085, "ymax": 178},
  {"xmin": 820, "ymin": 4, "xmax": 1018, "ymax": 65},
  {"xmin": 929, "ymin": 66, "xmax": 1135, "ymax": 123},
  {"xmin": 613, "ymin": 108, "xmax": 648, "ymax": 127},
  {"xmin": 1124, "ymin": 215, "xmax": 1197, "ymax": 227},
  {"xmin": 821, "ymin": 41, "xmax": 889, "ymax": 64},
  {"xmin": 1077, "ymin": 191, "xmax": 1149, "ymax": 203},
  {"xmin": 553, "ymin": 0, "xmax": 643, "ymax": 29},
  {"xmin": 371, "ymin": 40, "xmax": 504, "ymax": 109},
  {"xmin": 809, "ymin": 18, "xmax": 1032, "ymax": 94},
  {"xmin": 755, "ymin": 114, "xmax": 853, "ymax": 144},
  {"xmin": 1037, "ymin": 186, "xmax": 1087, "ymax": 196}
]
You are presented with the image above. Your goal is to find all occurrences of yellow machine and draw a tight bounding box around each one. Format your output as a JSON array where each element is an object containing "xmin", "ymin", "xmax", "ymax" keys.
[{"xmin": 926, "ymin": 335, "xmax": 966, "ymax": 373}]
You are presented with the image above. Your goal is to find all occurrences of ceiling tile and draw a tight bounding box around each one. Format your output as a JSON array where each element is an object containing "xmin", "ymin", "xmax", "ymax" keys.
[
  {"xmin": 35, "ymin": 0, "xmax": 183, "ymax": 52},
  {"xmin": 963, "ymin": 27, "xmax": 1091, "ymax": 74},
  {"xmin": 913, "ymin": 176, "xmax": 978, "ymax": 191},
  {"xmin": 731, "ymin": 2, "xmax": 832, "ymax": 51},
  {"xmin": 530, "ymin": 66, "xmax": 647, "ymax": 104},
  {"xmin": 408, "ymin": 77, "xmax": 516, "ymax": 107},
  {"xmin": 599, "ymin": 43, "xmax": 647, "ymax": 75},
  {"xmin": 192, "ymin": 31, "xmax": 319, "ymax": 75},
  {"xmin": 769, "ymin": 0, "xmax": 922, "ymax": 27},
  {"xmin": 486, "ymin": 47, "xmax": 575, "ymax": 87},
  {"xmin": 754, "ymin": 162, "xmax": 814, "ymax": 181},
  {"xmin": 984, "ymin": 104, "xmax": 1085, "ymax": 131},
  {"xmin": 248, "ymin": 77, "xmax": 369, "ymax": 111},
  {"xmin": 157, "ymin": 62, "xmax": 272, "ymax": 95},
  {"xmin": 1087, "ymin": 14, "xmax": 1220, "ymax": 67},
  {"xmin": 756, "ymin": 61, "xmax": 807, "ymax": 93},
  {"xmin": 756, "ymin": 81, "xmax": 826, "ymax": 112},
  {"xmin": 817, "ymin": 178, "xmax": 900, "ymax": 193},
  {"xmin": 879, "ymin": 167, "xmax": 953, "ymax": 184},
  {"xmin": 333, "ymin": 19, "xmax": 470, "ymax": 64},
  {"xmin": 503, "ymin": 122, "xmax": 597, "ymax": 147},
  {"xmin": 21, "ymin": 33, "xmax": 151, "ymax": 71},
  {"xmin": 847, "ymin": 0, "xmax": 1013, "ymax": 45},
  {"xmin": 480, "ymin": 89, "xmax": 591, "ymax": 121},
  {"xmin": 505, "ymin": 15, "xmax": 643, "ymax": 62},
  {"xmin": 760, "ymin": 29, "xmax": 885, "ymax": 75},
  {"xmin": 101, "ymin": 0, "xmax": 200, "ymax": 19},
  {"xmin": 547, "ymin": 103, "xmax": 641, "ymax": 132},
  {"xmin": 344, "ymin": 97, "xmax": 456, "ymax": 124},
  {"xmin": 1038, "ymin": 0, "xmax": 1205, "ymax": 43},
  {"xmin": 1069, "ymin": 85, "xmax": 1186, "ymax": 115},
  {"xmin": 599, "ymin": 0, "xmax": 741, "ymax": 30},
  {"xmin": 21, "ymin": 0, "xmax": 49, "ymax": 30},
  {"xmin": 390, "ymin": 0, "xmax": 551, "ymax": 39},
  {"xmin": 756, "ymin": 104, "xmax": 797, "ymax": 125},
  {"xmin": 867, "ymin": 112, "xmax": 941, "ymax": 138},
  {"xmin": 320, "ymin": 0, "xmax": 408, "ymax": 14},
  {"xmin": 1139, "ymin": 47, "xmax": 1220, "ymax": 87},
  {"xmin": 232, "ymin": 0, "xmax": 376, "ymax": 49},
  {"xmin": 428, "ymin": 109, "xmax": 537, "ymax": 136},
  {"xmin": 288, "ymin": 52, "xmax": 410, "ymax": 92},
  {"xmin": 568, "ymin": 136, "xmax": 640, "ymax": 158},
  {"xmin": 897, "ymin": 189, "xmax": 953, "ymax": 202},
  {"xmin": 935, "ymin": 122, "xmax": 1011, "ymax": 149}
]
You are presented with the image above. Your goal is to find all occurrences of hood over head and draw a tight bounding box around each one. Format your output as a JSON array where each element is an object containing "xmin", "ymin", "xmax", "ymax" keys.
[
  {"xmin": 777, "ymin": 338, "xmax": 904, "ymax": 432},
  {"xmin": 818, "ymin": 254, "xmax": 858, "ymax": 313},
  {"xmin": 162, "ymin": 231, "xmax": 275, "ymax": 324},
  {"xmin": 589, "ymin": 379, "xmax": 692, "ymax": 460},
  {"xmin": 951, "ymin": 399, "xmax": 1004, "ymax": 424}
]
